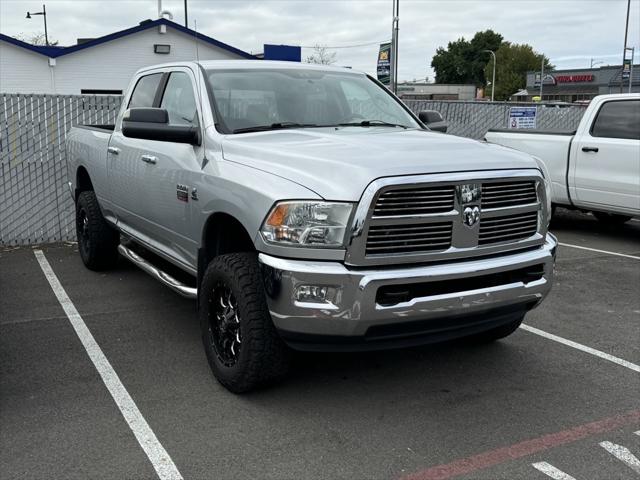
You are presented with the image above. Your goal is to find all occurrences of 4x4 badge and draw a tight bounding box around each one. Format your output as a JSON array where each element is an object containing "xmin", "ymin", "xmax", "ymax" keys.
[{"xmin": 459, "ymin": 183, "xmax": 481, "ymax": 204}]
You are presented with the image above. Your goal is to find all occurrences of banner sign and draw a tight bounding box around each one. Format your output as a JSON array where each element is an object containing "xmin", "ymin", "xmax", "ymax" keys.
[
  {"xmin": 377, "ymin": 42, "xmax": 391, "ymax": 85},
  {"xmin": 509, "ymin": 106, "xmax": 537, "ymax": 129}
]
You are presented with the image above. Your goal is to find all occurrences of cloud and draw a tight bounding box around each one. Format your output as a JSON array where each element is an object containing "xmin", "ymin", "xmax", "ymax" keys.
[{"xmin": 1, "ymin": 0, "xmax": 638, "ymax": 80}]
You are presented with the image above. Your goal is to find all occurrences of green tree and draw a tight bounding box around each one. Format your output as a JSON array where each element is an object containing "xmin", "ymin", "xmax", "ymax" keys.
[
  {"xmin": 485, "ymin": 42, "xmax": 553, "ymax": 100},
  {"xmin": 431, "ymin": 30, "xmax": 503, "ymax": 85}
]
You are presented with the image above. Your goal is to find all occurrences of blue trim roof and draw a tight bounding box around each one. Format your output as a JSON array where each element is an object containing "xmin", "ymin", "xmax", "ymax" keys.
[{"xmin": 0, "ymin": 18, "xmax": 255, "ymax": 59}]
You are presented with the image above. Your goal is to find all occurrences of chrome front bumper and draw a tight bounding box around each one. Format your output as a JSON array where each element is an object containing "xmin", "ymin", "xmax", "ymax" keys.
[{"xmin": 259, "ymin": 234, "xmax": 556, "ymax": 350}]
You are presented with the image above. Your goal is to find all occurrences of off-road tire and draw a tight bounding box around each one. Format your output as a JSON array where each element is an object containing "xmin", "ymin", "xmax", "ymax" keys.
[
  {"xmin": 463, "ymin": 315, "xmax": 524, "ymax": 344},
  {"xmin": 592, "ymin": 211, "xmax": 632, "ymax": 225},
  {"xmin": 76, "ymin": 190, "xmax": 119, "ymax": 271},
  {"xmin": 199, "ymin": 252, "xmax": 290, "ymax": 393}
]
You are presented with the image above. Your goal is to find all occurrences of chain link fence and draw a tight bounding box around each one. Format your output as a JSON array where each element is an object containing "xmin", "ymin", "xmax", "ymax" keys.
[
  {"xmin": 1, "ymin": 94, "xmax": 586, "ymax": 246},
  {"xmin": 1, "ymin": 94, "xmax": 121, "ymax": 246},
  {"xmin": 403, "ymin": 100, "xmax": 587, "ymax": 139}
]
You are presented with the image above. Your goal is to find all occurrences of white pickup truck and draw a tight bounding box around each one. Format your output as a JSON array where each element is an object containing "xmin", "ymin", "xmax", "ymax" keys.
[{"xmin": 486, "ymin": 94, "xmax": 640, "ymax": 224}]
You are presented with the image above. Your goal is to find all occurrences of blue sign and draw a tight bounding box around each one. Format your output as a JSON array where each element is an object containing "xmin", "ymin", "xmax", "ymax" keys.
[
  {"xmin": 509, "ymin": 107, "xmax": 537, "ymax": 129},
  {"xmin": 263, "ymin": 44, "xmax": 301, "ymax": 62}
]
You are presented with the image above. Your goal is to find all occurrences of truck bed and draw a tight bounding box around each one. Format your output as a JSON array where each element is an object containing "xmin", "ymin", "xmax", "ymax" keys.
[
  {"xmin": 75, "ymin": 124, "xmax": 115, "ymax": 132},
  {"xmin": 484, "ymin": 129, "xmax": 574, "ymax": 205}
]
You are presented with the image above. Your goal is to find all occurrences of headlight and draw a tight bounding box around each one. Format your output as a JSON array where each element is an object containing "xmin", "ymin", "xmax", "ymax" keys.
[
  {"xmin": 261, "ymin": 201, "xmax": 353, "ymax": 247},
  {"xmin": 533, "ymin": 157, "xmax": 553, "ymax": 227}
]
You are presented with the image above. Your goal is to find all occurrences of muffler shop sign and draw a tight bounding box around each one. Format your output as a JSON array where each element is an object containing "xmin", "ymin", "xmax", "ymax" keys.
[{"xmin": 555, "ymin": 74, "xmax": 594, "ymax": 83}]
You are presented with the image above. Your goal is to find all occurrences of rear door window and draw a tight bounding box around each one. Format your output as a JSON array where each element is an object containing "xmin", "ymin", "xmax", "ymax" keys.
[
  {"xmin": 128, "ymin": 73, "xmax": 163, "ymax": 108},
  {"xmin": 591, "ymin": 100, "xmax": 640, "ymax": 140},
  {"xmin": 159, "ymin": 72, "xmax": 199, "ymax": 126}
]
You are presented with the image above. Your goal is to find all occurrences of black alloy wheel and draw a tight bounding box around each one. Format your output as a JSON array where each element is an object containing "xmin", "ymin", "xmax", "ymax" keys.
[{"xmin": 209, "ymin": 283, "xmax": 242, "ymax": 367}]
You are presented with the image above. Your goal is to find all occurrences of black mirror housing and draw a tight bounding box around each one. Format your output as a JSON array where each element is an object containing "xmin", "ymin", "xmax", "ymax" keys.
[
  {"xmin": 122, "ymin": 107, "xmax": 201, "ymax": 145},
  {"xmin": 418, "ymin": 110, "xmax": 449, "ymax": 133}
]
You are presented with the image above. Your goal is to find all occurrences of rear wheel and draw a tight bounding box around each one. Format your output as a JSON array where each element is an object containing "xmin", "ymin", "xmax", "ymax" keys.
[
  {"xmin": 76, "ymin": 191, "xmax": 119, "ymax": 270},
  {"xmin": 463, "ymin": 315, "xmax": 524, "ymax": 344},
  {"xmin": 592, "ymin": 211, "xmax": 632, "ymax": 225},
  {"xmin": 199, "ymin": 252, "xmax": 290, "ymax": 393}
]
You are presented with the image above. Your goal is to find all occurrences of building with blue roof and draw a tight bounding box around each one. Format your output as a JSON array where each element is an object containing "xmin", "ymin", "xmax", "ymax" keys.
[{"xmin": 0, "ymin": 18, "xmax": 257, "ymax": 94}]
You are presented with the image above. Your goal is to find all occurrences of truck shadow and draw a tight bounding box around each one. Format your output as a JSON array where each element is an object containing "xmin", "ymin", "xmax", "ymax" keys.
[{"xmin": 550, "ymin": 207, "xmax": 640, "ymax": 245}]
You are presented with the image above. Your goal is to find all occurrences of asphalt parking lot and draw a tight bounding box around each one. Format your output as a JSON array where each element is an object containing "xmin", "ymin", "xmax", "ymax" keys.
[{"xmin": 1, "ymin": 208, "xmax": 639, "ymax": 480}]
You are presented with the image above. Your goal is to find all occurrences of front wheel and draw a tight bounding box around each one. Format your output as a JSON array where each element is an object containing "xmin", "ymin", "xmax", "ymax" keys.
[
  {"xmin": 592, "ymin": 211, "xmax": 632, "ymax": 225},
  {"xmin": 76, "ymin": 190, "xmax": 119, "ymax": 271},
  {"xmin": 199, "ymin": 252, "xmax": 290, "ymax": 393}
]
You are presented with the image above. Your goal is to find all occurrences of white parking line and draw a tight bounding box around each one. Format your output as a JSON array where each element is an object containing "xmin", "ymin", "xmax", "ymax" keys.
[
  {"xmin": 599, "ymin": 441, "xmax": 640, "ymax": 474},
  {"xmin": 558, "ymin": 242, "xmax": 640, "ymax": 260},
  {"xmin": 520, "ymin": 324, "xmax": 640, "ymax": 373},
  {"xmin": 531, "ymin": 462, "xmax": 577, "ymax": 480},
  {"xmin": 34, "ymin": 250, "xmax": 183, "ymax": 480}
]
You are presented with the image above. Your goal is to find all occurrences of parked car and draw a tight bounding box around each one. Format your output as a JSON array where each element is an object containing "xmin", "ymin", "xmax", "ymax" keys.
[
  {"xmin": 66, "ymin": 61, "xmax": 556, "ymax": 392},
  {"xmin": 485, "ymin": 94, "xmax": 640, "ymax": 224}
]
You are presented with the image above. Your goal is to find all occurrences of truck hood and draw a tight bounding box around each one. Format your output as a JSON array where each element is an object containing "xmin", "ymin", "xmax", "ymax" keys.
[{"xmin": 221, "ymin": 127, "xmax": 538, "ymax": 200}]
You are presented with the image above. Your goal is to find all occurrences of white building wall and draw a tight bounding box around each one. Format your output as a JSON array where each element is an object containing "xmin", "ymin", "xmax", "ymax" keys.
[
  {"xmin": 1, "ymin": 25, "xmax": 248, "ymax": 94},
  {"xmin": 0, "ymin": 42, "xmax": 54, "ymax": 93}
]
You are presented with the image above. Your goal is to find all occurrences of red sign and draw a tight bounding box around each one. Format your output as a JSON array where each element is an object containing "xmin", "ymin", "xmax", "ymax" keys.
[{"xmin": 555, "ymin": 74, "xmax": 594, "ymax": 83}]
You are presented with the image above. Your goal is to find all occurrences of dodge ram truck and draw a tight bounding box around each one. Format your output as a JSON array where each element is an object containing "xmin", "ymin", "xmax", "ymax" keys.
[
  {"xmin": 66, "ymin": 61, "xmax": 557, "ymax": 393},
  {"xmin": 486, "ymin": 94, "xmax": 640, "ymax": 224}
]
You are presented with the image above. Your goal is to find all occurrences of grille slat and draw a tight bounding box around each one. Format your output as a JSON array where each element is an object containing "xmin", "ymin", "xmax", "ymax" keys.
[
  {"xmin": 365, "ymin": 222, "xmax": 452, "ymax": 255},
  {"xmin": 479, "ymin": 211, "xmax": 538, "ymax": 245},
  {"xmin": 481, "ymin": 181, "xmax": 537, "ymax": 208},
  {"xmin": 373, "ymin": 186, "xmax": 455, "ymax": 217}
]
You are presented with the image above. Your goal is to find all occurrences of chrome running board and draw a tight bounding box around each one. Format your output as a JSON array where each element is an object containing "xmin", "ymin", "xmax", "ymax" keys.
[{"xmin": 117, "ymin": 245, "xmax": 197, "ymax": 299}]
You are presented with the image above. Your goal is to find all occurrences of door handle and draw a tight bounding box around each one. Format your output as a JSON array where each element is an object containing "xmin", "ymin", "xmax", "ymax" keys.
[
  {"xmin": 582, "ymin": 146, "xmax": 599, "ymax": 153},
  {"xmin": 107, "ymin": 146, "xmax": 120, "ymax": 155},
  {"xmin": 141, "ymin": 155, "xmax": 158, "ymax": 165}
]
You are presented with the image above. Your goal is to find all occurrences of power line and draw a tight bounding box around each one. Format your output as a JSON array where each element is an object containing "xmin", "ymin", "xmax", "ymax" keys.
[{"xmin": 300, "ymin": 39, "xmax": 390, "ymax": 49}]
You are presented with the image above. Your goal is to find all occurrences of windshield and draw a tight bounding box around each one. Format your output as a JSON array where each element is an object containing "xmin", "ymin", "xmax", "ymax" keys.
[{"xmin": 205, "ymin": 68, "xmax": 421, "ymax": 133}]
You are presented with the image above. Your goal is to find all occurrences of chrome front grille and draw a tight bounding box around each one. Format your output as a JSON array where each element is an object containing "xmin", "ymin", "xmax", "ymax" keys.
[
  {"xmin": 481, "ymin": 181, "xmax": 537, "ymax": 208},
  {"xmin": 479, "ymin": 211, "xmax": 539, "ymax": 245},
  {"xmin": 366, "ymin": 222, "xmax": 453, "ymax": 255},
  {"xmin": 373, "ymin": 186, "xmax": 455, "ymax": 217},
  {"xmin": 345, "ymin": 170, "xmax": 547, "ymax": 267}
]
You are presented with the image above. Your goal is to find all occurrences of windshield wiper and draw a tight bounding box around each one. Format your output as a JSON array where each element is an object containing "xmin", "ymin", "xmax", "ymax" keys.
[
  {"xmin": 232, "ymin": 122, "xmax": 318, "ymax": 134},
  {"xmin": 336, "ymin": 120, "xmax": 409, "ymax": 129}
]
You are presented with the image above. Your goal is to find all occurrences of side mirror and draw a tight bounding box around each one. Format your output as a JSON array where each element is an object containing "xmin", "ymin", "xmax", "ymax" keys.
[
  {"xmin": 418, "ymin": 110, "xmax": 449, "ymax": 133},
  {"xmin": 122, "ymin": 108, "xmax": 201, "ymax": 145}
]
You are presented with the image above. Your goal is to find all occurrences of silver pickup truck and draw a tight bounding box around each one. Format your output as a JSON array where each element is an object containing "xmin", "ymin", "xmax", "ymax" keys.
[{"xmin": 66, "ymin": 61, "xmax": 557, "ymax": 392}]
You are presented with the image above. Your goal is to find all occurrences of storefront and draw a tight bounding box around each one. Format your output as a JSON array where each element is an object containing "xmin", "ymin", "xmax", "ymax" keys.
[{"xmin": 515, "ymin": 64, "xmax": 639, "ymax": 103}]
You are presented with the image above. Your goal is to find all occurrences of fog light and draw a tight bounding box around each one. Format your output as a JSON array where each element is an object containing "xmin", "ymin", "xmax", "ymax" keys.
[{"xmin": 295, "ymin": 285, "xmax": 336, "ymax": 304}]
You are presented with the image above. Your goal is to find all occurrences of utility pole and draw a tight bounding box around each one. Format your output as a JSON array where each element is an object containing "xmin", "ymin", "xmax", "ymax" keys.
[
  {"xmin": 390, "ymin": 0, "xmax": 400, "ymax": 94},
  {"xmin": 184, "ymin": 0, "xmax": 188, "ymax": 28},
  {"xmin": 483, "ymin": 50, "xmax": 496, "ymax": 101},
  {"xmin": 621, "ymin": 0, "xmax": 630, "ymax": 93},
  {"xmin": 25, "ymin": 4, "xmax": 49, "ymax": 46},
  {"xmin": 539, "ymin": 56, "xmax": 544, "ymax": 100}
]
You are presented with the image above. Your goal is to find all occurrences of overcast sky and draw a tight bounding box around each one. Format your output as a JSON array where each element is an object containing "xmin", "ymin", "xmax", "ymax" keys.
[{"xmin": 1, "ymin": 0, "xmax": 639, "ymax": 81}]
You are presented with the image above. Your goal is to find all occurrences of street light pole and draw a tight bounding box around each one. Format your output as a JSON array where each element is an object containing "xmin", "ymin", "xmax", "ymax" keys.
[
  {"xmin": 184, "ymin": 0, "xmax": 188, "ymax": 28},
  {"xmin": 390, "ymin": 0, "xmax": 400, "ymax": 94},
  {"xmin": 25, "ymin": 4, "xmax": 49, "ymax": 46},
  {"xmin": 483, "ymin": 49, "xmax": 496, "ymax": 101},
  {"xmin": 621, "ymin": 0, "xmax": 630, "ymax": 93}
]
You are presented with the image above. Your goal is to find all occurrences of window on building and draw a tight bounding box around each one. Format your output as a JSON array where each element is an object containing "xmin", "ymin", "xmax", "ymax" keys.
[
  {"xmin": 159, "ymin": 72, "xmax": 198, "ymax": 126},
  {"xmin": 128, "ymin": 73, "xmax": 163, "ymax": 108},
  {"xmin": 591, "ymin": 100, "xmax": 640, "ymax": 140},
  {"xmin": 81, "ymin": 89, "xmax": 123, "ymax": 95}
]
